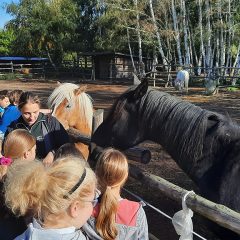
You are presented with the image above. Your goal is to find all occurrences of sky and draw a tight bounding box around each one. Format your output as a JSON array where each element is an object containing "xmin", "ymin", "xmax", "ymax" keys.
[{"xmin": 0, "ymin": 0, "xmax": 19, "ymax": 29}]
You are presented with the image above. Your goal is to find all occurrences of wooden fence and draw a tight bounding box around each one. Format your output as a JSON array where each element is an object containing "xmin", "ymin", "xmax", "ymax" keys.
[
  {"xmin": 1, "ymin": 59, "xmax": 240, "ymax": 85},
  {"xmin": 0, "ymin": 62, "xmax": 45, "ymax": 79},
  {"xmin": 148, "ymin": 65, "xmax": 240, "ymax": 87},
  {"xmin": 129, "ymin": 164, "xmax": 240, "ymax": 236}
]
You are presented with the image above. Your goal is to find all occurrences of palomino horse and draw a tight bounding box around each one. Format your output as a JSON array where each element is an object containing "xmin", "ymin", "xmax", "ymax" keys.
[
  {"xmin": 174, "ymin": 70, "xmax": 189, "ymax": 92},
  {"xmin": 91, "ymin": 79, "xmax": 240, "ymax": 239},
  {"xmin": 48, "ymin": 83, "xmax": 93, "ymax": 159}
]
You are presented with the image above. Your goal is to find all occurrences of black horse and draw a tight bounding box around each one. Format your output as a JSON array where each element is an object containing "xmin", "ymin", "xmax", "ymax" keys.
[{"xmin": 91, "ymin": 79, "xmax": 240, "ymax": 238}]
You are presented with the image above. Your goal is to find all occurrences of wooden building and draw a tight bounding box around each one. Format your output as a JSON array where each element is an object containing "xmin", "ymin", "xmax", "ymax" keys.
[{"xmin": 79, "ymin": 52, "xmax": 152, "ymax": 80}]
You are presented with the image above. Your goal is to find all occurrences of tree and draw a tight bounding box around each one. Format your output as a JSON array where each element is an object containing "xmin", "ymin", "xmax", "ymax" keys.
[
  {"xmin": 0, "ymin": 28, "xmax": 15, "ymax": 55},
  {"xmin": 6, "ymin": 0, "xmax": 77, "ymax": 64}
]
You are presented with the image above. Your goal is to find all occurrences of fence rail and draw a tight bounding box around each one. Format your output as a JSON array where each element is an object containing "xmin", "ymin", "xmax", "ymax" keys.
[
  {"xmin": 0, "ymin": 61, "xmax": 45, "ymax": 79},
  {"xmin": 1, "ymin": 61, "xmax": 240, "ymax": 86},
  {"xmin": 129, "ymin": 164, "xmax": 240, "ymax": 235}
]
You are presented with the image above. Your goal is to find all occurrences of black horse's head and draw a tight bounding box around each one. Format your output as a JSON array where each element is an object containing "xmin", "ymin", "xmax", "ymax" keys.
[{"xmin": 91, "ymin": 79, "xmax": 148, "ymax": 150}]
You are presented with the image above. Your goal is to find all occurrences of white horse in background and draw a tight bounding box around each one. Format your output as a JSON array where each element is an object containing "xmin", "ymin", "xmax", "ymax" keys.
[{"xmin": 174, "ymin": 70, "xmax": 189, "ymax": 93}]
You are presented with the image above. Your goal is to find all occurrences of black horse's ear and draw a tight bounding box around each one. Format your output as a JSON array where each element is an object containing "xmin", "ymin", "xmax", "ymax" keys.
[{"xmin": 133, "ymin": 78, "xmax": 148, "ymax": 100}]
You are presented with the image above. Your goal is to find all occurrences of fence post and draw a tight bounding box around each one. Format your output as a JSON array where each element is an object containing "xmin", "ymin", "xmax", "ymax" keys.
[
  {"xmin": 109, "ymin": 60, "xmax": 113, "ymax": 82},
  {"xmin": 11, "ymin": 61, "xmax": 13, "ymax": 73},
  {"xmin": 92, "ymin": 109, "xmax": 104, "ymax": 134}
]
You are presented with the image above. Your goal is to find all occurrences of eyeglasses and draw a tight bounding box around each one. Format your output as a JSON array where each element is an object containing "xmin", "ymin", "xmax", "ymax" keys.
[
  {"xmin": 81, "ymin": 190, "xmax": 100, "ymax": 207},
  {"xmin": 82, "ymin": 198, "xmax": 99, "ymax": 207}
]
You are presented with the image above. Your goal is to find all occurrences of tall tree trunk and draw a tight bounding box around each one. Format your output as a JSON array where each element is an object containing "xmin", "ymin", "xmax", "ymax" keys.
[
  {"xmin": 205, "ymin": 0, "xmax": 212, "ymax": 71},
  {"xmin": 181, "ymin": 0, "xmax": 190, "ymax": 65},
  {"xmin": 45, "ymin": 45, "xmax": 57, "ymax": 71},
  {"xmin": 197, "ymin": 0, "xmax": 205, "ymax": 75},
  {"xmin": 215, "ymin": 30, "xmax": 220, "ymax": 69},
  {"xmin": 225, "ymin": 0, "xmax": 232, "ymax": 72},
  {"xmin": 231, "ymin": 42, "xmax": 240, "ymax": 85},
  {"xmin": 171, "ymin": 0, "xmax": 183, "ymax": 66},
  {"xmin": 134, "ymin": 0, "xmax": 145, "ymax": 77},
  {"xmin": 186, "ymin": 9, "xmax": 194, "ymax": 67},
  {"xmin": 149, "ymin": 0, "xmax": 168, "ymax": 67},
  {"xmin": 218, "ymin": 0, "xmax": 225, "ymax": 71},
  {"xmin": 127, "ymin": 27, "xmax": 137, "ymax": 74}
]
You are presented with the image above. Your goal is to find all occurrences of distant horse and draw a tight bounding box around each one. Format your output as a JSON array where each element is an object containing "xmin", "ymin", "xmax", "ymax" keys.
[
  {"xmin": 174, "ymin": 70, "xmax": 189, "ymax": 92},
  {"xmin": 91, "ymin": 79, "xmax": 240, "ymax": 238},
  {"xmin": 48, "ymin": 83, "xmax": 93, "ymax": 159}
]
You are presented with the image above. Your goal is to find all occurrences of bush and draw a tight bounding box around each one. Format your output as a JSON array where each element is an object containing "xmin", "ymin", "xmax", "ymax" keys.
[{"xmin": 0, "ymin": 73, "xmax": 16, "ymax": 80}]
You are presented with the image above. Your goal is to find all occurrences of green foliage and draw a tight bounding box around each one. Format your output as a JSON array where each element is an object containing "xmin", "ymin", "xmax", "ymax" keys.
[
  {"xmin": 71, "ymin": 0, "xmax": 104, "ymax": 52},
  {"xmin": 6, "ymin": 0, "xmax": 77, "ymax": 63},
  {"xmin": 2, "ymin": 0, "xmax": 240, "ymax": 67},
  {"xmin": 0, "ymin": 73, "xmax": 16, "ymax": 80},
  {"xmin": 0, "ymin": 29, "xmax": 15, "ymax": 55}
]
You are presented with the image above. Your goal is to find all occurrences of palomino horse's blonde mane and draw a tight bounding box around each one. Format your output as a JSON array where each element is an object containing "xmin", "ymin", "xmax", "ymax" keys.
[{"xmin": 48, "ymin": 83, "xmax": 93, "ymax": 131}]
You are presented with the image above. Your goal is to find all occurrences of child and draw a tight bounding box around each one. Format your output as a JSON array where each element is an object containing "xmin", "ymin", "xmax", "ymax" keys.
[
  {"xmin": 0, "ymin": 90, "xmax": 9, "ymax": 116},
  {"xmin": 4, "ymin": 156, "xmax": 97, "ymax": 240},
  {"xmin": 0, "ymin": 129, "xmax": 36, "ymax": 240},
  {"xmin": 83, "ymin": 148, "xmax": 149, "ymax": 240},
  {"xmin": 8, "ymin": 89, "xmax": 23, "ymax": 106},
  {"xmin": 0, "ymin": 129, "xmax": 36, "ymax": 179},
  {"xmin": 0, "ymin": 90, "xmax": 22, "ymax": 137},
  {"xmin": 54, "ymin": 142, "xmax": 85, "ymax": 160},
  {"xmin": 0, "ymin": 90, "xmax": 10, "ymax": 140}
]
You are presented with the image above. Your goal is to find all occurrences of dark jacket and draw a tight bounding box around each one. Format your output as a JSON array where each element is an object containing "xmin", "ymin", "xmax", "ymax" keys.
[
  {"xmin": 5, "ymin": 113, "xmax": 69, "ymax": 159},
  {"xmin": 0, "ymin": 181, "xmax": 27, "ymax": 240}
]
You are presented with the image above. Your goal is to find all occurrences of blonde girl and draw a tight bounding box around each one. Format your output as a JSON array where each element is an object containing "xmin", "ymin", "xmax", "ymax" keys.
[
  {"xmin": 0, "ymin": 129, "xmax": 36, "ymax": 180},
  {"xmin": 4, "ymin": 156, "xmax": 97, "ymax": 240},
  {"xmin": 83, "ymin": 148, "xmax": 148, "ymax": 240},
  {"xmin": 0, "ymin": 129, "xmax": 36, "ymax": 239}
]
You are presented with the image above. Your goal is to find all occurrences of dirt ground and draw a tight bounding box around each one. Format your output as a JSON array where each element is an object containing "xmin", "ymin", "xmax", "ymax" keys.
[{"xmin": 1, "ymin": 79, "xmax": 240, "ymax": 240}]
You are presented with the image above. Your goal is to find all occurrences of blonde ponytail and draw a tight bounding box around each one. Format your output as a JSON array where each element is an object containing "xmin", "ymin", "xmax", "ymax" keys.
[
  {"xmin": 96, "ymin": 186, "xmax": 118, "ymax": 240},
  {"xmin": 4, "ymin": 160, "xmax": 46, "ymax": 216},
  {"xmin": 95, "ymin": 148, "xmax": 128, "ymax": 240},
  {"xmin": 4, "ymin": 157, "xmax": 96, "ymax": 222}
]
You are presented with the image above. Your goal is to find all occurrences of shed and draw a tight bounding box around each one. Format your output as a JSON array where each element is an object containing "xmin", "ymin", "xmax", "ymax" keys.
[{"xmin": 79, "ymin": 52, "xmax": 152, "ymax": 80}]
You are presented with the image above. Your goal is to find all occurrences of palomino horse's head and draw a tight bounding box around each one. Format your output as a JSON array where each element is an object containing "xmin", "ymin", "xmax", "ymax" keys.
[
  {"xmin": 91, "ymin": 79, "xmax": 148, "ymax": 151},
  {"xmin": 48, "ymin": 83, "xmax": 93, "ymax": 134},
  {"xmin": 48, "ymin": 83, "xmax": 94, "ymax": 159}
]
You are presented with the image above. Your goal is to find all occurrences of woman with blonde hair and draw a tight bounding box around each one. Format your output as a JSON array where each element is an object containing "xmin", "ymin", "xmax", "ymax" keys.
[
  {"xmin": 83, "ymin": 148, "xmax": 148, "ymax": 240},
  {"xmin": 4, "ymin": 156, "xmax": 97, "ymax": 240},
  {"xmin": 0, "ymin": 129, "xmax": 36, "ymax": 240}
]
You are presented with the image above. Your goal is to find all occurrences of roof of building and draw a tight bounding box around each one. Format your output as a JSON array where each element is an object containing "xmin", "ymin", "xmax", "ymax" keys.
[
  {"xmin": 79, "ymin": 51, "xmax": 152, "ymax": 59},
  {"xmin": 0, "ymin": 56, "xmax": 48, "ymax": 61}
]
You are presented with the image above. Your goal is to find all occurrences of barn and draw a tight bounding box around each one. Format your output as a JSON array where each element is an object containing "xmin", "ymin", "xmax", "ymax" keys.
[{"xmin": 79, "ymin": 52, "xmax": 153, "ymax": 81}]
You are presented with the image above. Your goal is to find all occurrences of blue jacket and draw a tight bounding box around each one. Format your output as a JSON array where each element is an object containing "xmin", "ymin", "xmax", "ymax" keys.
[{"xmin": 0, "ymin": 105, "xmax": 21, "ymax": 133}]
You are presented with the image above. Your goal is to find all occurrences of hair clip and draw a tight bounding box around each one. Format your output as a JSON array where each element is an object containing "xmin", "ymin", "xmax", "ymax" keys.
[
  {"xmin": 0, "ymin": 156, "xmax": 12, "ymax": 166},
  {"xmin": 63, "ymin": 168, "xmax": 87, "ymax": 199}
]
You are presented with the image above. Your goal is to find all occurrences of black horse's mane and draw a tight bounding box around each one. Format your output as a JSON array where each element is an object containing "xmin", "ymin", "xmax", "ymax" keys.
[
  {"xmin": 107, "ymin": 86, "xmax": 240, "ymax": 173},
  {"xmin": 139, "ymin": 89, "xmax": 239, "ymax": 170}
]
